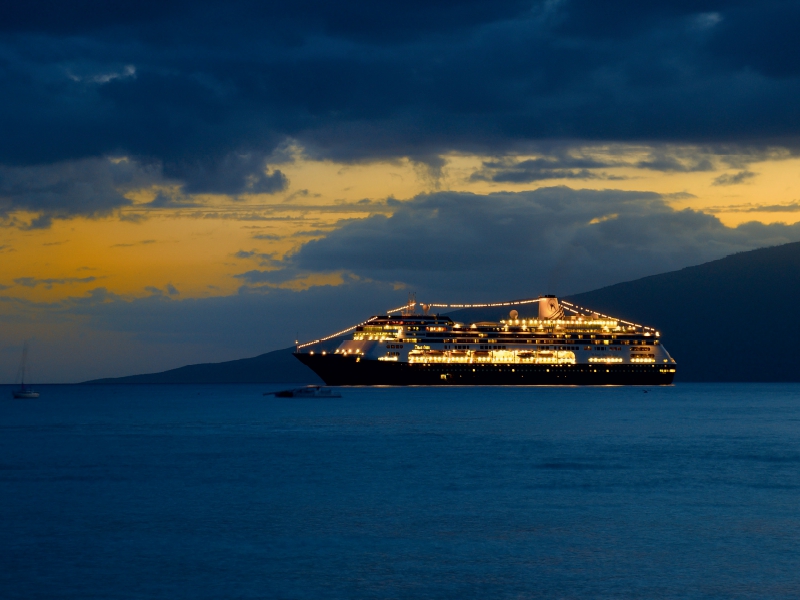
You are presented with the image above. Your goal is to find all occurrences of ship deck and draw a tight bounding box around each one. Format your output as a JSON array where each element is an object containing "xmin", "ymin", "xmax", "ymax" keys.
[{"xmin": 295, "ymin": 353, "xmax": 676, "ymax": 386}]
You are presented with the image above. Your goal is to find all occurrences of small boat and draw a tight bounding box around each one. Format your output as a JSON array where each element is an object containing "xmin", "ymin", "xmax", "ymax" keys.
[
  {"xmin": 264, "ymin": 385, "xmax": 342, "ymax": 398},
  {"xmin": 12, "ymin": 341, "xmax": 39, "ymax": 399}
]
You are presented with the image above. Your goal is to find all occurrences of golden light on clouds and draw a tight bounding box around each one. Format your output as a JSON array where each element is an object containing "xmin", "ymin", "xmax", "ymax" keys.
[{"xmin": 3, "ymin": 146, "xmax": 799, "ymax": 305}]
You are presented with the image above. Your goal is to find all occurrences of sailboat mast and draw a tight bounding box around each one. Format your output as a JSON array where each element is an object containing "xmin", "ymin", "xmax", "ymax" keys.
[{"xmin": 12, "ymin": 340, "xmax": 39, "ymax": 399}]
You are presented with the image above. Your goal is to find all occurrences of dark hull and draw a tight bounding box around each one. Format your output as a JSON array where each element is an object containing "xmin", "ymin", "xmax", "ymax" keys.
[{"xmin": 295, "ymin": 353, "xmax": 676, "ymax": 386}]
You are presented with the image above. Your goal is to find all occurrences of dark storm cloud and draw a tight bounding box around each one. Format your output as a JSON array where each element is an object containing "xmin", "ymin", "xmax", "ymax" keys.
[
  {"xmin": 712, "ymin": 170, "xmax": 757, "ymax": 186},
  {"xmin": 470, "ymin": 146, "xmax": 751, "ymax": 183},
  {"xmin": 0, "ymin": 1, "xmax": 533, "ymax": 40},
  {"xmin": 144, "ymin": 285, "xmax": 188, "ymax": 298},
  {"xmin": 0, "ymin": 158, "xmax": 151, "ymax": 222},
  {"xmin": 233, "ymin": 250, "xmax": 283, "ymax": 268},
  {"xmin": 634, "ymin": 150, "xmax": 715, "ymax": 173},
  {"xmin": 234, "ymin": 268, "xmax": 307, "ymax": 286},
  {"xmin": 708, "ymin": 2, "xmax": 800, "ymax": 78},
  {"xmin": 111, "ymin": 240, "xmax": 157, "ymax": 247},
  {"xmin": 0, "ymin": 151, "xmax": 287, "ymax": 227},
  {"xmin": 14, "ymin": 276, "xmax": 97, "ymax": 289},
  {"xmin": 0, "ymin": 157, "xmax": 184, "ymax": 227},
  {"xmin": 163, "ymin": 152, "xmax": 288, "ymax": 195},
  {"xmin": 278, "ymin": 187, "xmax": 800, "ymax": 296},
  {"xmin": 743, "ymin": 202, "xmax": 800, "ymax": 212},
  {"xmin": 709, "ymin": 201, "xmax": 800, "ymax": 213},
  {"xmin": 1, "ymin": 0, "xmax": 800, "ymax": 176},
  {"xmin": 471, "ymin": 155, "xmax": 625, "ymax": 183}
]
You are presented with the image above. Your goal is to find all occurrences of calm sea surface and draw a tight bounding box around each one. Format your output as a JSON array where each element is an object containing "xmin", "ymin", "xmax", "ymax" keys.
[{"xmin": 2, "ymin": 383, "xmax": 800, "ymax": 599}]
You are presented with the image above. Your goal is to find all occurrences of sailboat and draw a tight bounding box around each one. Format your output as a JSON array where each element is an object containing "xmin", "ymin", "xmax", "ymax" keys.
[{"xmin": 12, "ymin": 341, "xmax": 39, "ymax": 399}]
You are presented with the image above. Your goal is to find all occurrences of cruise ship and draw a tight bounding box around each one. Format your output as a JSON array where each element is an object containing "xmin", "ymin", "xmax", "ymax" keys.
[{"xmin": 294, "ymin": 296, "xmax": 677, "ymax": 386}]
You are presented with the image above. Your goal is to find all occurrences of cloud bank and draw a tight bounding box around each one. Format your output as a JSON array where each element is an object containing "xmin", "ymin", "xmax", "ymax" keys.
[
  {"xmin": 1, "ymin": 1, "xmax": 799, "ymax": 172},
  {"xmin": 283, "ymin": 187, "xmax": 800, "ymax": 296}
]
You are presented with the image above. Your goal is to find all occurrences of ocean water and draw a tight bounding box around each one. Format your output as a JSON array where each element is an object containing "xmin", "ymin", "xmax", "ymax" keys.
[{"xmin": 2, "ymin": 384, "xmax": 800, "ymax": 599}]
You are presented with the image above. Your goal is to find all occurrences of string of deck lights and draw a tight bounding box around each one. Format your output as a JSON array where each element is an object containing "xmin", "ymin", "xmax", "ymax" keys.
[
  {"xmin": 296, "ymin": 297, "xmax": 655, "ymax": 348},
  {"xmin": 296, "ymin": 317, "xmax": 378, "ymax": 349},
  {"xmin": 426, "ymin": 298, "xmax": 544, "ymax": 309},
  {"xmin": 295, "ymin": 303, "xmax": 414, "ymax": 349},
  {"xmin": 559, "ymin": 300, "xmax": 655, "ymax": 331}
]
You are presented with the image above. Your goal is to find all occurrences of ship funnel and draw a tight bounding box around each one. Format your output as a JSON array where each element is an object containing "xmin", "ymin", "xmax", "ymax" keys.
[{"xmin": 538, "ymin": 295, "xmax": 564, "ymax": 320}]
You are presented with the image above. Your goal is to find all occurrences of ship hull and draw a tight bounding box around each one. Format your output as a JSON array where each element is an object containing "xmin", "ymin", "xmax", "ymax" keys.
[{"xmin": 295, "ymin": 353, "xmax": 676, "ymax": 386}]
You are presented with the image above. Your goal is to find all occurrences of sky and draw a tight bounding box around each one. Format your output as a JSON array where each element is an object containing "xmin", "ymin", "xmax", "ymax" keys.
[{"xmin": 2, "ymin": 0, "xmax": 800, "ymax": 381}]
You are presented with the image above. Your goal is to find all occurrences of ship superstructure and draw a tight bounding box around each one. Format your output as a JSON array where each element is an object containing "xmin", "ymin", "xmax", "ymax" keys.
[{"xmin": 294, "ymin": 296, "xmax": 677, "ymax": 386}]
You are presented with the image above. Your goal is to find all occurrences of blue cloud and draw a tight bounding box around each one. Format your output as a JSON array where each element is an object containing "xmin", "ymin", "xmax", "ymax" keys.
[
  {"xmin": 14, "ymin": 276, "xmax": 97, "ymax": 289},
  {"xmin": 288, "ymin": 187, "xmax": 800, "ymax": 296},
  {"xmin": 1, "ymin": 0, "xmax": 799, "ymax": 175}
]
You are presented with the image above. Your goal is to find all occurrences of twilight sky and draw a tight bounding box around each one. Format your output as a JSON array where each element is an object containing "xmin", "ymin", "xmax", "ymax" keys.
[{"xmin": 3, "ymin": 0, "xmax": 800, "ymax": 381}]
